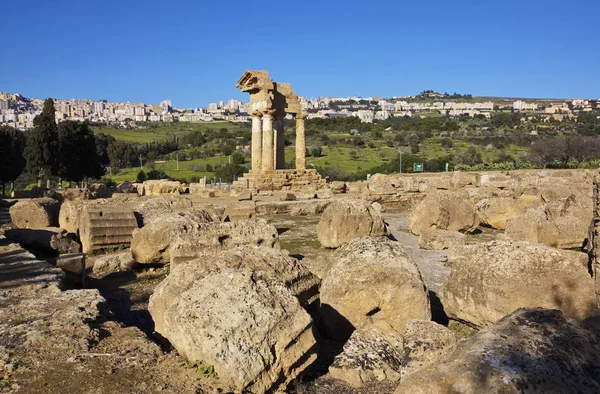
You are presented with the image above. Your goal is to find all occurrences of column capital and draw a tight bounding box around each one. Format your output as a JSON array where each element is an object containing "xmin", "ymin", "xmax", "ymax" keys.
[
  {"xmin": 296, "ymin": 112, "xmax": 308, "ymax": 120},
  {"xmin": 260, "ymin": 109, "xmax": 276, "ymax": 118}
]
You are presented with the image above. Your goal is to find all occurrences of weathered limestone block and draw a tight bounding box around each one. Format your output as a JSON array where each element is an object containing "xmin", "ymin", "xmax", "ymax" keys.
[
  {"xmin": 130, "ymin": 209, "xmax": 219, "ymax": 264},
  {"xmin": 348, "ymin": 180, "xmax": 368, "ymax": 194},
  {"xmin": 169, "ymin": 219, "xmax": 280, "ymax": 268},
  {"xmin": 395, "ymin": 308, "xmax": 600, "ymax": 394},
  {"xmin": 92, "ymin": 251, "xmax": 135, "ymax": 278},
  {"xmin": 150, "ymin": 246, "xmax": 319, "ymax": 335},
  {"xmin": 479, "ymin": 172, "xmax": 511, "ymax": 189},
  {"xmin": 320, "ymin": 237, "xmax": 430, "ymax": 341},
  {"xmin": 134, "ymin": 196, "xmax": 194, "ymax": 225},
  {"xmin": 317, "ymin": 199, "xmax": 388, "ymax": 248},
  {"xmin": 230, "ymin": 189, "xmax": 252, "ymax": 201},
  {"xmin": 554, "ymin": 215, "xmax": 588, "ymax": 249},
  {"xmin": 9, "ymin": 198, "xmax": 60, "ymax": 229},
  {"xmin": 475, "ymin": 197, "xmax": 523, "ymax": 230},
  {"xmin": 451, "ymin": 171, "xmax": 480, "ymax": 188},
  {"xmin": 279, "ymin": 192, "xmax": 297, "ymax": 201},
  {"xmin": 223, "ymin": 201, "xmax": 256, "ymax": 221},
  {"xmin": 49, "ymin": 253, "xmax": 86, "ymax": 286},
  {"xmin": 407, "ymin": 190, "xmax": 479, "ymax": 236},
  {"xmin": 367, "ymin": 174, "xmax": 398, "ymax": 195},
  {"xmin": 401, "ymin": 320, "xmax": 456, "ymax": 378},
  {"xmin": 418, "ymin": 228, "xmax": 466, "ymax": 250},
  {"xmin": 5, "ymin": 227, "xmax": 80, "ymax": 255},
  {"xmin": 329, "ymin": 326, "xmax": 404, "ymax": 387},
  {"xmin": 506, "ymin": 208, "xmax": 588, "ymax": 249},
  {"xmin": 151, "ymin": 268, "xmax": 315, "ymax": 393},
  {"xmin": 79, "ymin": 205, "xmax": 138, "ymax": 253},
  {"xmin": 441, "ymin": 241, "xmax": 596, "ymax": 329},
  {"xmin": 61, "ymin": 188, "xmax": 92, "ymax": 201},
  {"xmin": 329, "ymin": 181, "xmax": 347, "ymax": 194},
  {"xmin": 138, "ymin": 180, "xmax": 184, "ymax": 196}
]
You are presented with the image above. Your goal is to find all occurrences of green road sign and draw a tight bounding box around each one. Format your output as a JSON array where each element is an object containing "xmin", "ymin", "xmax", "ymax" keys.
[{"xmin": 413, "ymin": 163, "xmax": 424, "ymax": 172}]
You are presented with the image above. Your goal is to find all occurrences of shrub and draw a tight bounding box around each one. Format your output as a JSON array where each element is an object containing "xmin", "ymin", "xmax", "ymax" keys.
[{"xmin": 136, "ymin": 170, "xmax": 147, "ymax": 182}]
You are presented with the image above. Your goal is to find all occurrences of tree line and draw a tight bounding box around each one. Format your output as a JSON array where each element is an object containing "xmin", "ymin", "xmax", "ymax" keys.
[{"xmin": 1, "ymin": 99, "xmax": 104, "ymax": 195}]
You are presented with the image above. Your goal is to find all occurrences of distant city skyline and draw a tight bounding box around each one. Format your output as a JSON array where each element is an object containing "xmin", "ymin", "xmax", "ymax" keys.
[{"xmin": 1, "ymin": 0, "xmax": 598, "ymax": 107}]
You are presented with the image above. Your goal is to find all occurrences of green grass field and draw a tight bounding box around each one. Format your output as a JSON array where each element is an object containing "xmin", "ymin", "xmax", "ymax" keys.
[
  {"xmin": 92, "ymin": 121, "xmax": 246, "ymax": 143},
  {"xmin": 99, "ymin": 122, "xmax": 533, "ymax": 182}
]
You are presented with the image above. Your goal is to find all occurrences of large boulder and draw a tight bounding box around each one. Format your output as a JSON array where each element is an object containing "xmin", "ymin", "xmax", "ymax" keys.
[
  {"xmin": 395, "ymin": 308, "xmax": 600, "ymax": 394},
  {"xmin": 407, "ymin": 190, "xmax": 479, "ymax": 236},
  {"xmin": 317, "ymin": 199, "xmax": 388, "ymax": 248},
  {"xmin": 401, "ymin": 320, "xmax": 456, "ymax": 378},
  {"xmin": 4, "ymin": 227, "xmax": 80, "ymax": 255},
  {"xmin": 441, "ymin": 240, "xmax": 596, "ymax": 329},
  {"xmin": 9, "ymin": 198, "xmax": 60, "ymax": 229},
  {"xmin": 506, "ymin": 208, "xmax": 588, "ymax": 249},
  {"xmin": 169, "ymin": 219, "xmax": 279, "ymax": 268},
  {"xmin": 320, "ymin": 237, "xmax": 430, "ymax": 341},
  {"xmin": 150, "ymin": 246, "xmax": 319, "ymax": 335},
  {"xmin": 329, "ymin": 326, "xmax": 404, "ymax": 387},
  {"xmin": 150, "ymin": 266, "xmax": 316, "ymax": 393},
  {"xmin": 133, "ymin": 196, "xmax": 194, "ymax": 225},
  {"xmin": 130, "ymin": 209, "xmax": 219, "ymax": 264},
  {"xmin": 475, "ymin": 197, "xmax": 523, "ymax": 230},
  {"xmin": 418, "ymin": 228, "xmax": 466, "ymax": 250}
]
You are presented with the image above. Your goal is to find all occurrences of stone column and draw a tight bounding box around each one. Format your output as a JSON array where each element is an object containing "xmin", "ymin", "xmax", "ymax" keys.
[
  {"xmin": 274, "ymin": 118, "xmax": 286, "ymax": 169},
  {"xmin": 261, "ymin": 111, "xmax": 275, "ymax": 171},
  {"xmin": 251, "ymin": 113, "xmax": 262, "ymax": 173},
  {"xmin": 295, "ymin": 113, "xmax": 307, "ymax": 170}
]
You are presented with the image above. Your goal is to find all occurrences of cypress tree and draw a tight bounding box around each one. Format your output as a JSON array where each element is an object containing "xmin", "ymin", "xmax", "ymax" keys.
[{"xmin": 24, "ymin": 98, "xmax": 59, "ymax": 185}]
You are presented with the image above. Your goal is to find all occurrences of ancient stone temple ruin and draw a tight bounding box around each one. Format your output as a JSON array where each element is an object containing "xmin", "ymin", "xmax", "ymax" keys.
[{"xmin": 232, "ymin": 70, "xmax": 325, "ymax": 191}]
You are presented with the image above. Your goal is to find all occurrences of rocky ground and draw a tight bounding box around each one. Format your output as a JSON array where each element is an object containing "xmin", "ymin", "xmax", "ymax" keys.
[
  {"xmin": 2, "ymin": 172, "xmax": 594, "ymax": 394},
  {"xmin": 1, "ymin": 206, "xmax": 461, "ymax": 394}
]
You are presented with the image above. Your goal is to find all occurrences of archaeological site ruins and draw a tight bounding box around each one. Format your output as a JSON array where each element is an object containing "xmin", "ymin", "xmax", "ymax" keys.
[
  {"xmin": 2, "ymin": 72, "xmax": 600, "ymax": 394},
  {"xmin": 232, "ymin": 70, "xmax": 326, "ymax": 191}
]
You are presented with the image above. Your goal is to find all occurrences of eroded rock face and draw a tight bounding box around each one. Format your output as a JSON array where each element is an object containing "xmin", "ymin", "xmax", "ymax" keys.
[
  {"xmin": 329, "ymin": 326, "xmax": 404, "ymax": 387},
  {"xmin": 395, "ymin": 308, "xmax": 600, "ymax": 394},
  {"xmin": 317, "ymin": 199, "xmax": 388, "ymax": 248},
  {"xmin": 407, "ymin": 190, "xmax": 479, "ymax": 236},
  {"xmin": 9, "ymin": 198, "xmax": 61, "ymax": 229},
  {"xmin": 130, "ymin": 209, "xmax": 219, "ymax": 264},
  {"xmin": 418, "ymin": 228, "xmax": 466, "ymax": 250},
  {"xmin": 320, "ymin": 237, "xmax": 430, "ymax": 341},
  {"xmin": 169, "ymin": 219, "xmax": 280, "ymax": 268},
  {"xmin": 441, "ymin": 241, "xmax": 596, "ymax": 329},
  {"xmin": 151, "ymin": 267, "xmax": 316, "ymax": 394},
  {"xmin": 150, "ymin": 246, "xmax": 319, "ymax": 335}
]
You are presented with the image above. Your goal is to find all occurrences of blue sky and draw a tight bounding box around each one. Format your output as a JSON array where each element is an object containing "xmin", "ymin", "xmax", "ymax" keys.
[{"xmin": 1, "ymin": 0, "xmax": 598, "ymax": 107}]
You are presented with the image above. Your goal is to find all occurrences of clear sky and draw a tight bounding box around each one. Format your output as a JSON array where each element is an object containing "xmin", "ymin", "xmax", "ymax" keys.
[{"xmin": 1, "ymin": 0, "xmax": 598, "ymax": 107}]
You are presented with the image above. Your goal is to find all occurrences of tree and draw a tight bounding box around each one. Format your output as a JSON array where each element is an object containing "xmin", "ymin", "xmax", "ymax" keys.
[
  {"xmin": 0, "ymin": 126, "xmax": 26, "ymax": 196},
  {"xmin": 215, "ymin": 163, "xmax": 245, "ymax": 182},
  {"xmin": 231, "ymin": 151, "xmax": 245, "ymax": 164},
  {"xmin": 107, "ymin": 140, "xmax": 138, "ymax": 169},
  {"xmin": 24, "ymin": 98, "xmax": 59, "ymax": 184},
  {"xmin": 58, "ymin": 121, "xmax": 104, "ymax": 183},
  {"xmin": 95, "ymin": 133, "xmax": 116, "ymax": 167},
  {"xmin": 530, "ymin": 138, "xmax": 564, "ymax": 168}
]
